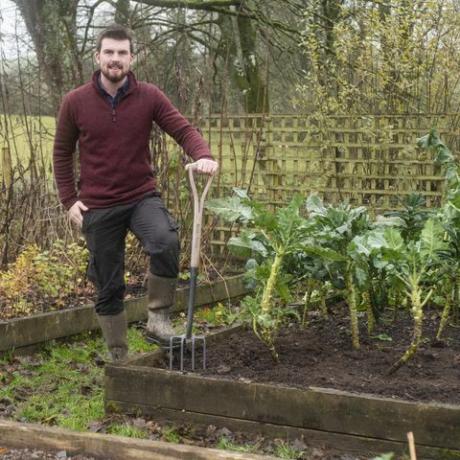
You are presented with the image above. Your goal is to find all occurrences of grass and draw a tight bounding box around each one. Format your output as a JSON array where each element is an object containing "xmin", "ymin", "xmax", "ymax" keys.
[
  {"xmin": 273, "ymin": 439, "xmax": 305, "ymax": 459},
  {"xmin": 0, "ymin": 333, "xmax": 105, "ymax": 430},
  {"xmin": 0, "ymin": 115, "xmax": 55, "ymax": 172},
  {"xmin": 0, "ymin": 327, "xmax": 157, "ymax": 432},
  {"xmin": 107, "ymin": 423, "xmax": 149, "ymax": 439},
  {"xmin": 161, "ymin": 425, "xmax": 182, "ymax": 443},
  {"xmin": 0, "ymin": 303, "xmax": 310, "ymax": 458},
  {"xmin": 216, "ymin": 436, "xmax": 261, "ymax": 454}
]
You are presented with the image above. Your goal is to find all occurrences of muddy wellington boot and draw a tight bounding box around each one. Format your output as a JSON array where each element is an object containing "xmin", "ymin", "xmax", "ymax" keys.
[
  {"xmin": 145, "ymin": 272, "xmax": 177, "ymax": 346},
  {"xmin": 97, "ymin": 310, "xmax": 129, "ymax": 363}
]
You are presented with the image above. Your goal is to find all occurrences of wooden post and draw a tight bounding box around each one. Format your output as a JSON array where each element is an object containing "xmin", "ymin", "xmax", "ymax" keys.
[{"xmin": 407, "ymin": 431, "xmax": 417, "ymax": 460}]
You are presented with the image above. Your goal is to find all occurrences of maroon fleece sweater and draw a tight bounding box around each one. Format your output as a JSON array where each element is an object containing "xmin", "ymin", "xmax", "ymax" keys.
[{"xmin": 53, "ymin": 71, "xmax": 212, "ymax": 209}]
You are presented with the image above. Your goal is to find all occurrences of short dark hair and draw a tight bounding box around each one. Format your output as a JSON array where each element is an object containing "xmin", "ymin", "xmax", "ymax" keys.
[{"xmin": 96, "ymin": 24, "xmax": 134, "ymax": 54}]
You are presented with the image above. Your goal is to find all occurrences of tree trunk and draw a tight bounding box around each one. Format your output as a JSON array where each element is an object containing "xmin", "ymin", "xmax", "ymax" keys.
[{"xmin": 13, "ymin": 0, "xmax": 82, "ymax": 113}]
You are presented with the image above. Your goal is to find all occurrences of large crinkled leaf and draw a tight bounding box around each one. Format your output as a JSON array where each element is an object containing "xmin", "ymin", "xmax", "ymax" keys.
[
  {"xmin": 348, "ymin": 236, "xmax": 370, "ymax": 258},
  {"xmin": 206, "ymin": 196, "xmax": 252, "ymax": 223},
  {"xmin": 354, "ymin": 266, "xmax": 369, "ymax": 287},
  {"xmin": 448, "ymin": 194, "xmax": 460, "ymax": 211},
  {"xmin": 373, "ymin": 215, "xmax": 405, "ymax": 228},
  {"xmin": 275, "ymin": 194, "xmax": 307, "ymax": 244},
  {"xmin": 302, "ymin": 245, "xmax": 347, "ymax": 262},
  {"xmin": 253, "ymin": 202, "xmax": 278, "ymax": 233},
  {"xmin": 232, "ymin": 187, "xmax": 249, "ymax": 199},
  {"xmin": 306, "ymin": 194, "xmax": 326, "ymax": 215},
  {"xmin": 383, "ymin": 227, "xmax": 405, "ymax": 251},
  {"xmin": 417, "ymin": 129, "xmax": 454, "ymax": 164},
  {"xmin": 228, "ymin": 234, "xmax": 269, "ymax": 258},
  {"xmin": 366, "ymin": 231, "xmax": 388, "ymax": 251},
  {"xmin": 420, "ymin": 218, "xmax": 447, "ymax": 258}
]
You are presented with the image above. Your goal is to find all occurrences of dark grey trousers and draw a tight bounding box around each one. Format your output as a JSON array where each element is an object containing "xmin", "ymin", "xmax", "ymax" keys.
[{"xmin": 82, "ymin": 194, "xmax": 180, "ymax": 315}]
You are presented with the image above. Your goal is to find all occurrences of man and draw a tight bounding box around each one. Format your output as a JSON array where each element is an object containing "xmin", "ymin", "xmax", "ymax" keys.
[{"xmin": 53, "ymin": 24, "xmax": 218, "ymax": 363}]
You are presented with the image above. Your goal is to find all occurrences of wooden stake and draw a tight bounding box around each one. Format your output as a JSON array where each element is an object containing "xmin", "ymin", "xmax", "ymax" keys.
[{"xmin": 407, "ymin": 431, "xmax": 417, "ymax": 460}]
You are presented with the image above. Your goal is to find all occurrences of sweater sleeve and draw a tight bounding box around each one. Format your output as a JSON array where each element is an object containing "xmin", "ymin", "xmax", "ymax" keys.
[
  {"xmin": 53, "ymin": 94, "xmax": 80, "ymax": 210},
  {"xmin": 151, "ymin": 87, "xmax": 213, "ymax": 161}
]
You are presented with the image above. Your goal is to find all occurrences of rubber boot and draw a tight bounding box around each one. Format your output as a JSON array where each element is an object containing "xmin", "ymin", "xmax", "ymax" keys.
[
  {"xmin": 145, "ymin": 272, "xmax": 177, "ymax": 346},
  {"xmin": 97, "ymin": 310, "xmax": 128, "ymax": 363}
]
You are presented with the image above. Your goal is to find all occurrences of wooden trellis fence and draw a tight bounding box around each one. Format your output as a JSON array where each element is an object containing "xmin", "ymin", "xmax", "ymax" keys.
[
  {"xmin": 196, "ymin": 113, "xmax": 460, "ymax": 208},
  {"xmin": 183, "ymin": 113, "xmax": 460, "ymax": 254}
]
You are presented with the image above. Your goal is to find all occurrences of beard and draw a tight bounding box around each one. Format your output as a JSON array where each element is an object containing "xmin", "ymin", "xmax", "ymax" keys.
[{"xmin": 101, "ymin": 64, "xmax": 128, "ymax": 83}]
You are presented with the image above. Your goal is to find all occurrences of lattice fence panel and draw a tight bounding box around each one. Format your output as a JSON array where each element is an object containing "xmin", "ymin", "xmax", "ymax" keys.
[{"xmin": 166, "ymin": 113, "xmax": 460, "ymax": 256}]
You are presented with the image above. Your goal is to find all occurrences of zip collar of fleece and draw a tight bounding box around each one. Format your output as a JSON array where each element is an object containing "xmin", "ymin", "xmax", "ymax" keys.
[{"xmin": 91, "ymin": 69, "xmax": 138, "ymax": 97}]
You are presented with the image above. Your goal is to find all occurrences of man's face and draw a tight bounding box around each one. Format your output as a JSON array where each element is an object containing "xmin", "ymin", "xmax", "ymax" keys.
[{"xmin": 96, "ymin": 38, "xmax": 133, "ymax": 83}]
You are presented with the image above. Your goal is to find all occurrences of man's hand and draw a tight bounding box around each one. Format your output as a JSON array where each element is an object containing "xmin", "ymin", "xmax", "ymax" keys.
[
  {"xmin": 193, "ymin": 158, "xmax": 219, "ymax": 175},
  {"xmin": 68, "ymin": 200, "xmax": 89, "ymax": 228}
]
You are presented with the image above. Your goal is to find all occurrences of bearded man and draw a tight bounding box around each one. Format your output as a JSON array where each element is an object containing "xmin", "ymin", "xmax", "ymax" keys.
[{"xmin": 53, "ymin": 24, "xmax": 218, "ymax": 362}]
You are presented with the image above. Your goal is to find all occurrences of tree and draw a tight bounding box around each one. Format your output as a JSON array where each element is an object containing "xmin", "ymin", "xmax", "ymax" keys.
[{"xmin": 12, "ymin": 0, "xmax": 83, "ymax": 112}]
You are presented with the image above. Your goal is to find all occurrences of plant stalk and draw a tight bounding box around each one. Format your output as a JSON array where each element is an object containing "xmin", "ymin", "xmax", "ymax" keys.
[
  {"xmin": 362, "ymin": 290, "xmax": 375, "ymax": 335},
  {"xmin": 260, "ymin": 251, "xmax": 283, "ymax": 313},
  {"xmin": 389, "ymin": 282, "xmax": 432, "ymax": 374},
  {"xmin": 436, "ymin": 287, "xmax": 452, "ymax": 341},
  {"xmin": 346, "ymin": 270, "xmax": 360, "ymax": 350}
]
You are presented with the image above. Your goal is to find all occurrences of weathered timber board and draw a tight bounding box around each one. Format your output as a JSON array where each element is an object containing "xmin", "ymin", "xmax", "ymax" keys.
[
  {"xmin": 109, "ymin": 402, "xmax": 460, "ymax": 460},
  {"xmin": 105, "ymin": 366, "xmax": 460, "ymax": 451},
  {"xmin": 0, "ymin": 275, "xmax": 248, "ymax": 352},
  {"xmin": 0, "ymin": 419, "xmax": 275, "ymax": 460}
]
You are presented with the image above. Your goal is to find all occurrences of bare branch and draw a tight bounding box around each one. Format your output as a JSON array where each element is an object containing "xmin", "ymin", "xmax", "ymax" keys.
[{"xmin": 130, "ymin": 0, "xmax": 241, "ymax": 10}]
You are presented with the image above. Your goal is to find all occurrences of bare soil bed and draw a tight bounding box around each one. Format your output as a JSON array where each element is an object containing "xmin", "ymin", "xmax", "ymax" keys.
[{"xmin": 172, "ymin": 302, "xmax": 460, "ymax": 404}]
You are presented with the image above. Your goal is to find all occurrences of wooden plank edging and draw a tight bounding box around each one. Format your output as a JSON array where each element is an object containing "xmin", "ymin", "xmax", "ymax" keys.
[
  {"xmin": 105, "ymin": 366, "xmax": 460, "ymax": 450},
  {"xmin": 0, "ymin": 275, "xmax": 249, "ymax": 352},
  {"xmin": 107, "ymin": 402, "xmax": 460, "ymax": 460},
  {"xmin": 0, "ymin": 418, "xmax": 275, "ymax": 460}
]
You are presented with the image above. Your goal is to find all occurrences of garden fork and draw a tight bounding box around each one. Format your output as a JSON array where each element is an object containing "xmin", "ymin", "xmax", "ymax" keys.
[{"xmin": 169, "ymin": 162, "xmax": 214, "ymax": 371}]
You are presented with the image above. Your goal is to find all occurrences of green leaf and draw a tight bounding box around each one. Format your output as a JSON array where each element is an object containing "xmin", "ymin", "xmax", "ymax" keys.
[
  {"xmin": 419, "ymin": 218, "xmax": 446, "ymax": 258},
  {"xmin": 417, "ymin": 129, "xmax": 455, "ymax": 164},
  {"xmin": 302, "ymin": 245, "xmax": 347, "ymax": 262},
  {"xmin": 348, "ymin": 236, "xmax": 370, "ymax": 258},
  {"xmin": 232, "ymin": 187, "xmax": 249, "ymax": 199},
  {"xmin": 228, "ymin": 234, "xmax": 268, "ymax": 258},
  {"xmin": 373, "ymin": 215, "xmax": 405, "ymax": 228},
  {"xmin": 206, "ymin": 196, "xmax": 252, "ymax": 223},
  {"xmin": 306, "ymin": 194, "xmax": 326, "ymax": 215},
  {"xmin": 354, "ymin": 266, "xmax": 368, "ymax": 287},
  {"xmin": 366, "ymin": 231, "xmax": 387, "ymax": 250},
  {"xmin": 383, "ymin": 228, "xmax": 404, "ymax": 252}
]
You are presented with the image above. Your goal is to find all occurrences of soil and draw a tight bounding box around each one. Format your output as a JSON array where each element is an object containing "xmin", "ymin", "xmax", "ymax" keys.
[{"xmin": 176, "ymin": 302, "xmax": 460, "ymax": 405}]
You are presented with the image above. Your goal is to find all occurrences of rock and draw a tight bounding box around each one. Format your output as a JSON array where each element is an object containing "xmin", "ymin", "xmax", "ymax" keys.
[
  {"xmin": 132, "ymin": 417, "xmax": 147, "ymax": 429},
  {"xmin": 216, "ymin": 365, "xmax": 231, "ymax": 374},
  {"xmin": 215, "ymin": 427, "xmax": 233, "ymax": 438},
  {"xmin": 292, "ymin": 438, "xmax": 307, "ymax": 451}
]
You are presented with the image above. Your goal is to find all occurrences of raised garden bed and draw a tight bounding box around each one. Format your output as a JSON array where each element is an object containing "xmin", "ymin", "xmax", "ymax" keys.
[
  {"xmin": 0, "ymin": 275, "xmax": 249, "ymax": 354},
  {"xmin": 105, "ymin": 304, "xmax": 460, "ymax": 459},
  {"xmin": 0, "ymin": 419, "xmax": 274, "ymax": 460}
]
